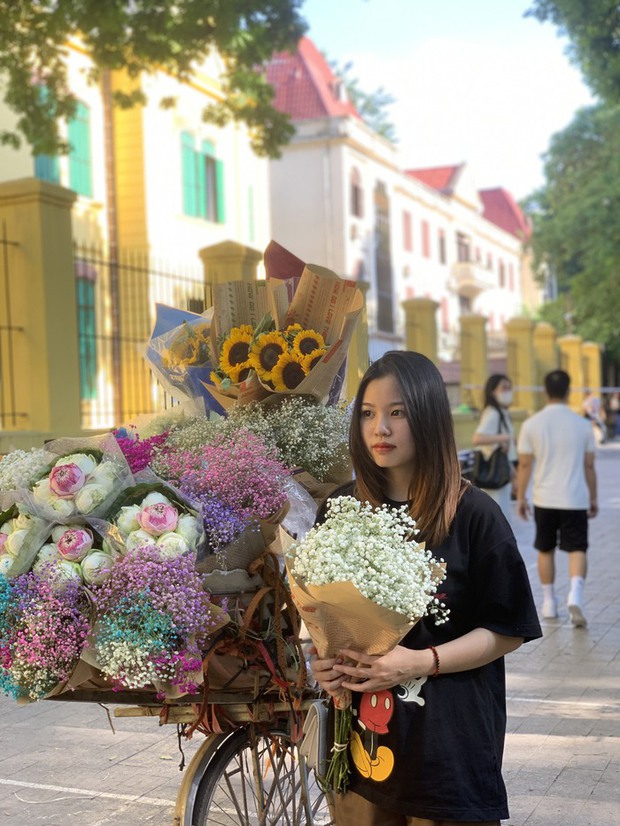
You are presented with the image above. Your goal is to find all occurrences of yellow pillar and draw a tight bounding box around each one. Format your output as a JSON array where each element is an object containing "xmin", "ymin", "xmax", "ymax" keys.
[
  {"xmin": 506, "ymin": 317, "xmax": 536, "ymax": 414},
  {"xmin": 402, "ymin": 297, "xmax": 439, "ymax": 365},
  {"xmin": 558, "ymin": 334, "xmax": 584, "ymax": 412},
  {"xmin": 199, "ymin": 240, "xmax": 262, "ymax": 305},
  {"xmin": 345, "ymin": 281, "xmax": 369, "ymax": 401},
  {"xmin": 0, "ymin": 179, "xmax": 80, "ymax": 448},
  {"xmin": 459, "ymin": 315, "xmax": 487, "ymax": 411},
  {"xmin": 533, "ymin": 322, "xmax": 558, "ymax": 411},
  {"xmin": 582, "ymin": 341, "xmax": 603, "ymax": 396}
]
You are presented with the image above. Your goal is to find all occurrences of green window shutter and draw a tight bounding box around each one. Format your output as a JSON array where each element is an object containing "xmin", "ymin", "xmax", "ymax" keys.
[
  {"xmin": 76, "ymin": 277, "xmax": 97, "ymax": 400},
  {"xmin": 215, "ymin": 159, "xmax": 225, "ymax": 224},
  {"xmin": 182, "ymin": 132, "xmax": 198, "ymax": 216},
  {"xmin": 35, "ymin": 154, "xmax": 60, "ymax": 184},
  {"xmin": 197, "ymin": 151, "xmax": 207, "ymax": 219},
  {"xmin": 69, "ymin": 102, "xmax": 93, "ymax": 198}
]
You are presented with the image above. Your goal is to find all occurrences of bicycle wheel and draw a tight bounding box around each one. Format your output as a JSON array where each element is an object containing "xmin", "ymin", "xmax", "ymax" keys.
[{"xmin": 191, "ymin": 726, "xmax": 334, "ymax": 825}]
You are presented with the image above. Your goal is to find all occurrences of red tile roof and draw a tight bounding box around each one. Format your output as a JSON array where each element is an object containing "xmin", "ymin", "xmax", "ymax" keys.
[
  {"xmin": 406, "ymin": 165, "xmax": 461, "ymax": 193},
  {"xmin": 479, "ymin": 188, "xmax": 532, "ymax": 240},
  {"xmin": 266, "ymin": 37, "xmax": 361, "ymax": 121}
]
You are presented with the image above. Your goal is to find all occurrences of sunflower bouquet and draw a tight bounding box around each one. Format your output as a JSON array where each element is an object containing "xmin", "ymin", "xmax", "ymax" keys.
[{"xmin": 211, "ymin": 314, "xmax": 328, "ymax": 394}]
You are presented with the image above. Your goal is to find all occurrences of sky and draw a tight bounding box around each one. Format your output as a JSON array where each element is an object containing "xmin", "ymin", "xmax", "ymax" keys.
[{"xmin": 300, "ymin": 0, "xmax": 594, "ymax": 200}]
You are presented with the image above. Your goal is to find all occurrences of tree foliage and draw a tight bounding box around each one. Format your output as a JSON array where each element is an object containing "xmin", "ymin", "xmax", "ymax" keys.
[
  {"xmin": 329, "ymin": 59, "xmax": 397, "ymax": 142},
  {"xmin": 524, "ymin": 103, "xmax": 620, "ymax": 356},
  {"xmin": 527, "ymin": 0, "xmax": 620, "ymax": 103},
  {"xmin": 0, "ymin": 0, "xmax": 306, "ymax": 158}
]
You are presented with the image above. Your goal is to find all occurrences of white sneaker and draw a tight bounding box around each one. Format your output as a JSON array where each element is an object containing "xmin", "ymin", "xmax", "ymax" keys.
[
  {"xmin": 568, "ymin": 599, "xmax": 587, "ymax": 628},
  {"xmin": 541, "ymin": 598, "xmax": 558, "ymax": 619}
]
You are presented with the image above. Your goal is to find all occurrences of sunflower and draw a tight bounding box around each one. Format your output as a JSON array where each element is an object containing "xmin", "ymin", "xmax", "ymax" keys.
[
  {"xmin": 284, "ymin": 323, "xmax": 304, "ymax": 344},
  {"xmin": 301, "ymin": 348, "xmax": 326, "ymax": 373},
  {"xmin": 271, "ymin": 350, "xmax": 307, "ymax": 392},
  {"xmin": 292, "ymin": 329, "xmax": 326, "ymax": 357},
  {"xmin": 220, "ymin": 326, "xmax": 253, "ymax": 380},
  {"xmin": 248, "ymin": 331, "xmax": 289, "ymax": 381},
  {"xmin": 162, "ymin": 321, "xmax": 211, "ymax": 369}
]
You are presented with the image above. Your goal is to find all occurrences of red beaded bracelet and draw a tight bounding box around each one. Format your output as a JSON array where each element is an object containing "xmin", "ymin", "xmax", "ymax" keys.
[{"xmin": 428, "ymin": 645, "xmax": 440, "ymax": 677}]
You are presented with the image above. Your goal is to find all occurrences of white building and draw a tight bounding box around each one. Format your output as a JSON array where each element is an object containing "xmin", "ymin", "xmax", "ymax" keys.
[{"xmin": 266, "ymin": 37, "xmax": 539, "ymax": 362}]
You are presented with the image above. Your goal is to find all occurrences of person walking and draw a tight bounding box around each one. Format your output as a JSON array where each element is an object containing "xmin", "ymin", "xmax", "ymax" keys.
[
  {"xmin": 472, "ymin": 374, "xmax": 517, "ymax": 520},
  {"xmin": 310, "ymin": 351, "xmax": 541, "ymax": 826},
  {"xmin": 582, "ymin": 388, "xmax": 606, "ymax": 444},
  {"xmin": 516, "ymin": 369, "xmax": 597, "ymax": 626}
]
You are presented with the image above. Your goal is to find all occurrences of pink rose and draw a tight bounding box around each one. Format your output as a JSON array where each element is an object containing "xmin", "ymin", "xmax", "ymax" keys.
[
  {"xmin": 137, "ymin": 503, "xmax": 179, "ymax": 537},
  {"xmin": 57, "ymin": 527, "xmax": 94, "ymax": 561},
  {"xmin": 0, "ymin": 533, "xmax": 7, "ymax": 555},
  {"xmin": 49, "ymin": 463, "xmax": 85, "ymax": 498}
]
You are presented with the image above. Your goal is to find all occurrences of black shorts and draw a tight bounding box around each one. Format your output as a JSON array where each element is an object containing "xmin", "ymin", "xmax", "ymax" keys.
[{"xmin": 533, "ymin": 507, "xmax": 588, "ymax": 552}]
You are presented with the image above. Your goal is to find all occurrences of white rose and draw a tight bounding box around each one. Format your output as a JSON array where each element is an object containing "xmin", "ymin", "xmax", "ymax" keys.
[
  {"xmin": 14, "ymin": 513, "xmax": 34, "ymax": 530},
  {"xmin": 1, "ymin": 518, "xmax": 16, "ymax": 534},
  {"xmin": 50, "ymin": 560, "xmax": 84, "ymax": 588},
  {"xmin": 74, "ymin": 483, "xmax": 109, "ymax": 514},
  {"xmin": 55, "ymin": 453, "xmax": 98, "ymax": 475},
  {"xmin": 125, "ymin": 529, "xmax": 157, "ymax": 553},
  {"xmin": 89, "ymin": 461, "xmax": 118, "ymax": 493},
  {"xmin": 155, "ymin": 531, "xmax": 189, "ymax": 559},
  {"xmin": 32, "ymin": 478, "xmax": 54, "ymax": 505},
  {"xmin": 81, "ymin": 550, "xmax": 113, "ymax": 585},
  {"xmin": 116, "ymin": 504, "xmax": 142, "ymax": 535},
  {"xmin": 4, "ymin": 528, "xmax": 29, "ymax": 558},
  {"xmin": 33, "ymin": 543, "xmax": 63, "ymax": 575},
  {"xmin": 51, "ymin": 525, "xmax": 68, "ymax": 543},
  {"xmin": 141, "ymin": 491, "xmax": 171, "ymax": 507},
  {"xmin": 176, "ymin": 513, "xmax": 200, "ymax": 550},
  {"xmin": 0, "ymin": 556, "xmax": 14, "ymax": 576}
]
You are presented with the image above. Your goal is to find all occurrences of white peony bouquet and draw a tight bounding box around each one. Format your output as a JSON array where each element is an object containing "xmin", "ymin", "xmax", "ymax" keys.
[
  {"xmin": 32, "ymin": 524, "xmax": 114, "ymax": 587},
  {"xmin": 105, "ymin": 484, "xmax": 203, "ymax": 560},
  {"xmin": 0, "ymin": 508, "xmax": 49, "ymax": 578}
]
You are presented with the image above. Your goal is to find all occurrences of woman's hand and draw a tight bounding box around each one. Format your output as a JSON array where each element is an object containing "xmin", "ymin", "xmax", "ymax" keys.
[
  {"xmin": 307, "ymin": 646, "xmax": 347, "ymax": 699},
  {"xmin": 332, "ymin": 645, "xmax": 431, "ymax": 693}
]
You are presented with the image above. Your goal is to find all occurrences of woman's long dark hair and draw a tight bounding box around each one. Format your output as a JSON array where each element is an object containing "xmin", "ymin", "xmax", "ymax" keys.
[
  {"xmin": 483, "ymin": 373, "xmax": 511, "ymax": 429},
  {"xmin": 349, "ymin": 351, "xmax": 465, "ymax": 546}
]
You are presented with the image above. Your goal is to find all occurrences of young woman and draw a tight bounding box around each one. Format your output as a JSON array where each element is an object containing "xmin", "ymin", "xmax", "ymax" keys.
[
  {"xmin": 472, "ymin": 374, "xmax": 517, "ymax": 520},
  {"xmin": 310, "ymin": 351, "xmax": 541, "ymax": 826}
]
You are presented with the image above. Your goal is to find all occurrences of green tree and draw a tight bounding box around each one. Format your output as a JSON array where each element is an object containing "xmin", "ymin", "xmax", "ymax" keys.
[
  {"xmin": 329, "ymin": 59, "xmax": 397, "ymax": 142},
  {"xmin": 527, "ymin": 0, "xmax": 620, "ymax": 103},
  {"xmin": 0, "ymin": 0, "xmax": 306, "ymax": 158},
  {"xmin": 524, "ymin": 103, "xmax": 620, "ymax": 356}
]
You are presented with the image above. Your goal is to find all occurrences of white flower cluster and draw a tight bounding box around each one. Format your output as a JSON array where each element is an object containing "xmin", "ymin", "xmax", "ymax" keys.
[
  {"xmin": 289, "ymin": 496, "xmax": 448, "ymax": 624},
  {"xmin": 0, "ymin": 449, "xmax": 48, "ymax": 492}
]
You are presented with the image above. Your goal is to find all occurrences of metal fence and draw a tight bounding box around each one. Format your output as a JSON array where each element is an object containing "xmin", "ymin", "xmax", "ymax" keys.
[
  {"xmin": 0, "ymin": 222, "xmax": 26, "ymax": 431},
  {"xmin": 74, "ymin": 243, "xmax": 207, "ymax": 430}
]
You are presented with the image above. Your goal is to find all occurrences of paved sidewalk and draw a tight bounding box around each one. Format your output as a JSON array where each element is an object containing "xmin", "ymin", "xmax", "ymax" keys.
[
  {"xmin": 0, "ymin": 444, "xmax": 617, "ymax": 824},
  {"xmin": 504, "ymin": 439, "xmax": 620, "ymax": 825}
]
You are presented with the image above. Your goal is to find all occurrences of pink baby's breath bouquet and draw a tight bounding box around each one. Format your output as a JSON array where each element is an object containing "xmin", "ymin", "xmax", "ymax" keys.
[
  {"xmin": 88, "ymin": 545, "xmax": 228, "ymax": 697},
  {"xmin": 0, "ymin": 570, "xmax": 91, "ymax": 703}
]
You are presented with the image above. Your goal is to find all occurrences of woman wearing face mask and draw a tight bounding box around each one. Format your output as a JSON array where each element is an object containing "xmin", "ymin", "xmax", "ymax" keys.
[{"xmin": 472, "ymin": 374, "xmax": 517, "ymax": 520}]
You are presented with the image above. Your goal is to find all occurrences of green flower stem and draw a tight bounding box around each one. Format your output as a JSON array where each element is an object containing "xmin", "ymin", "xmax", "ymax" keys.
[{"xmin": 325, "ymin": 704, "xmax": 352, "ymax": 793}]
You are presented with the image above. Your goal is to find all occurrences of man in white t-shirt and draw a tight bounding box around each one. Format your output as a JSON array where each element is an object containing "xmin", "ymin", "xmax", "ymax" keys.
[{"xmin": 516, "ymin": 370, "xmax": 597, "ymax": 627}]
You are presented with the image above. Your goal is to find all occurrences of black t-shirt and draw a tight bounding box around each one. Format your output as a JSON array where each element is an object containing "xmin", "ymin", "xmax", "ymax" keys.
[{"xmin": 317, "ymin": 483, "xmax": 542, "ymax": 820}]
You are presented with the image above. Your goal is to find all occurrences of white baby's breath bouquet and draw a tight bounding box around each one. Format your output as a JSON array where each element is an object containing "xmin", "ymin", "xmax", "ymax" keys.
[{"xmin": 286, "ymin": 495, "xmax": 448, "ymax": 792}]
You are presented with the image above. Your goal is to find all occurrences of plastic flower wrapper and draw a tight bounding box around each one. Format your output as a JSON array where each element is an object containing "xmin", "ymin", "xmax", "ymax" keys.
[
  {"xmin": 0, "ymin": 569, "xmax": 91, "ymax": 703},
  {"xmin": 146, "ymin": 304, "xmax": 225, "ymax": 417},
  {"xmin": 22, "ymin": 434, "xmax": 133, "ymax": 524},
  {"xmin": 31, "ymin": 523, "xmax": 114, "ymax": 587},
  {"xmin": 285, "ymin": 496, "xmax": 448, "ymax": 793},
  {"xmin": 86, "ymin": 545, "xmax": 229, "ymax": 698},
  {"xmin": 0, "ymin": 505, "xmax": 50, "ymax": 579},
  {"xmin": 100, "ymin": 479, "xmax": 205, "ymax": 561}
]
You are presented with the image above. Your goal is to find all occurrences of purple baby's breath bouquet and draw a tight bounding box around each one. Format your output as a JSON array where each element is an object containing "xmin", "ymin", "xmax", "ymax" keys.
[
  {"xmin": 113, "ymin": 426, "xmax": 170, "ymax": 474},
  {"xmin": 89, "ymin": 546, "xmax": 228, "ymax": 696},
  {"xmin": 0, "ymin": 571, "xmax": 91, "ymax": 702}
]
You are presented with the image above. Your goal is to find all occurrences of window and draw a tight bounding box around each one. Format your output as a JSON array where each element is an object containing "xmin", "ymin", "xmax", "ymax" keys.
[
  {"xmin": 456, "ymin": 232, "xmax": 470, "ymax": 262},
  {"xmin": 508, "ymin": 263, "xmax": 515, "ymax": 291},
  {"xmin": 181, "ymin": 133, "xmax": 225, "ymax": 222},
  {"xmin": 68, "ymin": 101, "xmax": 93, "ymax": 198},
  {"xmin": 35, "ymin": 154, "xmax": 60, "ymax": 184},
  {"xmin": 421, "ymin": 220, "xmax": 431, "ymax": 258},
  {"xmin": 403, "ymin": 211, "xmax": 412, "ymax": 251},
  {"xmin": 350, "ymin": 167, "xmax": 364, "ymax": 217},
  {"xmin": 441, "ymin": 297, "xmax": 449, "ymax": 332},
  {"xmin": 76, "ymin": 272, "xmax": 97, "ymax": 400},
  {"xmin": 487, "ymin": 252, "xmax": 493, "ymax": 270},
  {"xmin": 438, "ymin": 229, "xmax": 446, "ymax": 264},
  {"xmin": 499, "ymin": 259, "xmax": 505, "ymax": 287}
]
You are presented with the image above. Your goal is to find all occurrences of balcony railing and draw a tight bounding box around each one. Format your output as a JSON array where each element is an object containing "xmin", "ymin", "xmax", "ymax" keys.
[{"xmin": 450, "ymin": 261, "xmax": 496, "ymax": 297}]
